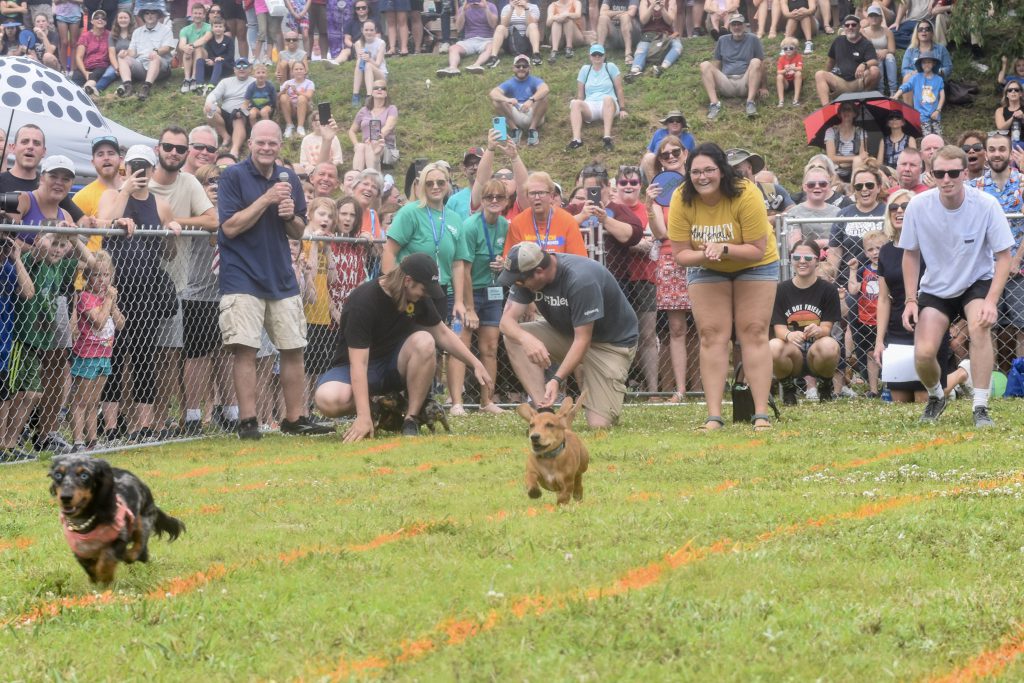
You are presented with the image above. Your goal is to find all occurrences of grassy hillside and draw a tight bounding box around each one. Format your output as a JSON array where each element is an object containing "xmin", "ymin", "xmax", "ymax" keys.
[{"xmin": 98, "ymin": 36, "xmax": 998, "ymax": 187}]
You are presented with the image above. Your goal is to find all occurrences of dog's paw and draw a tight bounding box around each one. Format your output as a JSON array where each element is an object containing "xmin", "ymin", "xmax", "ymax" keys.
[{"xmin": 527, "ymin": 487, "xmax": 542, "ymax": 499}]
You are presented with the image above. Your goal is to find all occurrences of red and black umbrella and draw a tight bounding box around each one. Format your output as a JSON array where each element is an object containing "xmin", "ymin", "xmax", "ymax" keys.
[{"xmin": 804, "ymin": 91, "xmax": 922, "ymax": 148}]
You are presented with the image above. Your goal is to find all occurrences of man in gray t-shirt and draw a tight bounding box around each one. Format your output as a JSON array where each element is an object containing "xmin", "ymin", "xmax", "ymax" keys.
[
  {"xmin": 699, "ymin": 13, "xmax": 765, "ymax": 120},
  {"xmin": 898, "ymin": 145, "xmax": 1015, "ymax": 428},
  {"xmin": 498, "ymin": 242, "xmax": 638, "ymax": 428}
]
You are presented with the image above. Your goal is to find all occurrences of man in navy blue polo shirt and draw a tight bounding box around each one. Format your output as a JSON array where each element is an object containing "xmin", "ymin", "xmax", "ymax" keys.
[{"xmin": 217, "ymin": 119, "xmax": 333, "ymax": 439}]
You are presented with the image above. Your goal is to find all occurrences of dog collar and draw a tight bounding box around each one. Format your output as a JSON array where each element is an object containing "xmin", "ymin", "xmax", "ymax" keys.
[
  {"xmin": 60, "ymin": 494, "xmax": 136, "ymax": 559},
  {"xmin": 536, "ymin": 441, "xmax": 566, "ymax": 459},
  {"xmin": 64, "ymin": 513, "xmax": 97, "ymax": 533}
]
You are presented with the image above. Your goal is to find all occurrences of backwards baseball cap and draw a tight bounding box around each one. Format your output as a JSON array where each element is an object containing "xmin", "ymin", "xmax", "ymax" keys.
[
  {"xmin": 91, "ymin": 9, "xmax": 107, "ymax": 20},
  {"xmin": 91, "ymin": 134, "xmax": 120, "ymax": 155},
  {"xmin": 463, "ymin": 147, "xmax": 484, "ymax": 162},
  {"xmin": 234, "ymin": 57, "xmax": 251, "ymax": 68},
  {"xmin": 124, "ymin": 144, "xmax": 157, "ymax": 166},
  {"xmin": 728, "ymin": 12, "xmax": 745, "ymax": 24},
  {"xmin": 497, "ymin": 241, "xmax": 550, "ymax": 288},
  {"xmin": 400, "ymin": 253, "xmax": 445, "ymax": 299},
  {"xmin": 865, "ymin": 5, "xmax": 883, "ymax": 16},
  {"xmin": 40, "ymin": 155, "xmax": 75, "ymax": 175},
  {"xmin": 589, "ymin": 43, "xmax": 605, "ymax": 55},
  {"xmin": 726, "ymin": 148, "xmax": 765, "ymax": 175}
]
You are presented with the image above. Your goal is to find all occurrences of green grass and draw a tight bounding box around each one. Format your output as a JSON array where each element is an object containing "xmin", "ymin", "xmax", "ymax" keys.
[
  {"xmin": 97, "ymin": 37, "xmax": 997, "ymax": 188},
  {"xmin": 5, "ymin": 399, "xmax": 1024, "ymax": 680}
]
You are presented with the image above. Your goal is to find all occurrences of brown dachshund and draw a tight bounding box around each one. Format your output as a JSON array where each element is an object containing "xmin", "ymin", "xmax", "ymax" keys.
[
  {"xmin": 516, "ymin": 396, "xmax": 589, "ymax": 505},
  {"xmin": 49, "ymin": 455, "xmax": 184, "ymax": 584}
]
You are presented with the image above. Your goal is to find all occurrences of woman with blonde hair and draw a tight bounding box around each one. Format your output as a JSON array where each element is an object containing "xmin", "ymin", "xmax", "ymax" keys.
[{"xmin": 349, "ymin": 79, "xmax": 399, "ymax": 172}]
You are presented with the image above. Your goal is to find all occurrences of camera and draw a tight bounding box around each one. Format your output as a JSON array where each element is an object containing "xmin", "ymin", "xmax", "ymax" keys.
[
  {"xmin": 127, "ymin": 160, "xmax": 150, "ymax": 176},
  {"xmin": 0, "ymin": 192, "xmax": 20, "ymax": 213}
]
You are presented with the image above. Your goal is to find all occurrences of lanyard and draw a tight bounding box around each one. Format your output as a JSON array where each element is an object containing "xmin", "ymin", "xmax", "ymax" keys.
[
  {"xmin": 368, "ymin": 209, "xmax": 379, "ymax": 239},
  {"xmin": 481, "ymin": 213, "xmax": 496, "ymax": 261},
  {"xmin": 426, "ymin": 206, "xmax": 444, "ymax": 258},
  {"xmin": 531, "ymin": 208, "xmax": 552, "ymax": 249}
]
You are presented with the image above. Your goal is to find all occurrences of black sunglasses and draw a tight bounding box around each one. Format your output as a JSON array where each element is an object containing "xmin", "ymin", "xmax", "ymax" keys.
[
  {"xmin": 658, "ymin": 148, "xmax": 682, "ymax": 160},
  {"xmin": 191, "ymin": 143, "xmax": 217, "ymax": 153},
  {"xmin": 1006, "ymin": 88, "xmax": 1022, "ymax": 93},
  {"xmin": 932, "ymin": 168, "xmax": 964, "ymax": 179},
  {"xmin": 160, "ymin": 142, "xmax": 188, "ymax": 154},
  {"xmin": 888, "ymin": 202, "xmax": 909, "ymax": 212},
  {"xmin": 853, "ymin": 182, "xmax": 876, "ymax": 191},
  {"xmin": 961, "ymin": 143, "xmax": 984, "ymax": 153}
]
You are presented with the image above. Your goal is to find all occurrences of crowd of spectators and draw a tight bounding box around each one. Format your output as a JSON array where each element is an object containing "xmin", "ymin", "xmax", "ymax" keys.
[{"xmin": 1, "ymin": 0, "xmax": 1024, "ymax": 461}]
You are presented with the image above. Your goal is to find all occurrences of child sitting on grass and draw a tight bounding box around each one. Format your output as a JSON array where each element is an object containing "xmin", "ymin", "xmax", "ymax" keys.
[
  {"xmin": 776, "ymin": 36, "xmax": 803, "ymax": 107},
  {"xmin": 893, "ymin": 52, "xmax": 944, "ymax": 137},
  {"xmin": 178, "ymin": 2, "xmax": 212, "ymax": 93},
  {"xmin": 245, "ymin": 62, "xmax": 277, "ymax": 128},
  {"xmin": 69, "ymin": 250, "xmax": 124, "ymax": 452},
  {"xmin": 278, "ymin": 60, "xmax": 314, "ymax": 139},
  {"xmin": 847, "ymin": 230, "xmax": 885, "ymax": 398},
  {"xmin": 199, "ymin": 16, "xmax": 235, "ymax": 91}
]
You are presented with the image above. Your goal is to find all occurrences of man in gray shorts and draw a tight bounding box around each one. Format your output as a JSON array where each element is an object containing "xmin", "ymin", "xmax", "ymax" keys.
[
  {"xmin": 115, "ymin": 0, "xmax": 176, "ymax": 100},
  {"xmin": 498, "ymin": 241, "xmax": 638, "ymax": 428},
  {"xmin": 699, "ymin": 13, "xmax": 765, "ymax": 120}
]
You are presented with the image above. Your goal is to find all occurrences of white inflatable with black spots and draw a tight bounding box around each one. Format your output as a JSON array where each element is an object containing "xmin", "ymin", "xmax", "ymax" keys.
[{"xmin": 0, "ymin": 56, "xmax": 156, "ymax": 177}]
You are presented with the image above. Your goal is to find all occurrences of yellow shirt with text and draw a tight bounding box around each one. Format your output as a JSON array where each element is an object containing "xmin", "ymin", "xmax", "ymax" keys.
[{"xmin": 667, "ymin": 179, "xmax": 779, "ymax": 273}]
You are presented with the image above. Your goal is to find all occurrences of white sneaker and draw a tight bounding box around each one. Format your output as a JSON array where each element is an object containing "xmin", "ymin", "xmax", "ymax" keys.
[
  {"xmin": 839, "ymin": 386, "xmax": 857, "ymax": 398},
  {"xmin": 296, "ymin": 126, "xmax": 306, "ymax": 136},
  {"xmin": 284, "ymin": 124, "xmax": 295, "ymax": 138},
  {"xmin": 804, "ymin": 40, "xmax": 813, "ymax": 54},
  {"xmin": 804, "ymin": 387, "xmax": 818, "ymax": 400},
  {"xmin": 439, "ymin": 42, "xmax": 450, "ymax": 54}
]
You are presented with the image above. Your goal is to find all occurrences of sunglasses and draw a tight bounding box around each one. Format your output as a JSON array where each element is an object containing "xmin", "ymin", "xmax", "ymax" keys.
[
  {"xmin": 844, "ymin": 22, "xmax": 859, "ymax": 28},
  {"xmin": 1006, "ymin": 88, "xmax": 1022, "ymax": 93},
  {"xmin": 355, "ymin": 4, "xmax": 368, "ymax": 8},
  {"xmin": 962, "ymin": 143, "xmax": 985, "ymax": 153},
  {"xmin": 791, "ymin": 254, "xmax": 816, "ymax": 262},
  {"xmin": 782, "ymin": 46, "xmax": 796, "ymax": 51},
  {"xmin": 658, "ymin": 148, "xmax": 682, "ymax": 160},
  {"xmin": 582, "ymin": 165, "xmax": 607, "ymax": 178},
  {"xmin": 932, "ymin": 168, "xmax": 964, "ymax": 179},
  {"xmin": 160, "ymin": 142, "xmax": 188, "ymax": 154},
  {"xmin": 917, "ymin": 26, "xmax": 932, "ymax": 32},
  {"xmin": 888, "ymin": 202, "xmax": 909, "ymax": 212},
  {"xmin": 92, "ymin": 134, "xmax": 118, "ymax": 148},
  {"xmin": 617, "ymin": 178, "xmax": 640, "ymax": 187},
  {"xmin": 493, "ymin": 171, "xmax": 513, "ymax": 180},
  {"xmin": 988, "ymin": 130, "xmax": 1011, "ymax": 137},
  {"xmin": 483, "ymin": 193, "xmax": 507, "ymax": 202},
  {"xmin": 191, "ymin": 143, "xmax": 217, "ymax": 153},
  {"xmin": 286, "ymin": 38, "xmax": 298, "ymax": 41},
  {"xmin": 424, "ymin": 179, "xmax": 447, "ymax": 188},
  {"xmin": 514, "ymin": 62, "xmax": 530, "ymax": 68},
  {"xmin": 805, "ymin": 180, "xmax": 829, "ymax": 189},
  {"xmin": 853, "ymin": 181, "xmax": 877, "ymax": 191}
]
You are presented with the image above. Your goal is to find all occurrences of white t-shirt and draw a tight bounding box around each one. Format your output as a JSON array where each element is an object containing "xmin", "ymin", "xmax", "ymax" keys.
[{"xmin": 898, "ymin": 186, "xmax": 1015, "ymax": 298}]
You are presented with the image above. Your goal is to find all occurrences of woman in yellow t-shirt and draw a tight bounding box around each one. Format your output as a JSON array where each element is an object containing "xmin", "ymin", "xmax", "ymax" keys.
[{"xmin": 667, "ymin": 143, "xmax": 780, "ymax": 432}]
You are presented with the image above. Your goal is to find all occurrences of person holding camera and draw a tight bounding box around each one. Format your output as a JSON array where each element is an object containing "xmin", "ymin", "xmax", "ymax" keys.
[
  {"xmin": 350, "ymin": 20, "xmax": 388, "ymax": 107},
  {"xmin": 0, "ymin": 125, "xmax": 86, "ymax": 231},
  {"xmin": 204, "ymin": 59, "xmax": 257, "ymax": 162},
  {"xmin": 350, "ymin": 78, "xmax": 398, "ymax": 172}
]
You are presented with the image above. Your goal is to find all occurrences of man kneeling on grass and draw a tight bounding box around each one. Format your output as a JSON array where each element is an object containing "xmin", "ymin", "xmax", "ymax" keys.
[{"xmin": 314, "ymin": 253, "xmax": 494, "ymax": 442}]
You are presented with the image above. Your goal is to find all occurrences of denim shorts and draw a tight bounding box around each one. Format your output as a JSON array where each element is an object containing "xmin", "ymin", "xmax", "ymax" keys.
[
  {"xmin": 71, "ymin": 356, "xmax": 112, "ymax": 380},
  {"xmin": 686, "ymin": 260, "xmax": 780, "ymax": 285},
  {"xmin": 472, "ymin": 288, "xmax": 505, "ymax": 327},
  {"xmin": 316, "ymin": 344, "xmax": 404, "ymax": 393}
]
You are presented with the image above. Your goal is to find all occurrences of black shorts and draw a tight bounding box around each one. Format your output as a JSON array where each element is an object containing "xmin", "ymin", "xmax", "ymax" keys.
[
  {"xmin": 919, "ymin": 279, "xmax": 991, "ymax": 324},
  {"xmin": 221, "ymin": 107, "xmax": 252, "ymax": 133},
  {"xmin": 182, "ymin": 299, "xmax": 222, "ymax": 359},
  {"xmin": 305, "ymin": 323, "xmax": 335, "ymax": 376},
  {"xmin": 222, "ymin": 0, "xmax": 245, "ymax": 20}
]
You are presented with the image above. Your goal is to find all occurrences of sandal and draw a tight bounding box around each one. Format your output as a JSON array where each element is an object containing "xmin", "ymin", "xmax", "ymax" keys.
[
  {"xmin": 697, "ymin": 415, "xmax": 725, "ymax": 433},
  {"xmin": 624, "ymin": 53, "xmax": 633, "ymax": 65},
  {"xmin": 751, "ymin": 413, "xmax": 773, "ymax": 432},
  {"xmin": 666, "ymin": 391, "xmax": 685, "ymax": 404}
]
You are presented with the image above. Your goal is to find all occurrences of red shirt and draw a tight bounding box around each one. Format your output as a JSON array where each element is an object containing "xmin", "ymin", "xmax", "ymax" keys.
[{"xmin": 78, "ymin": 29, "xmax": 111, "ymax": 71}]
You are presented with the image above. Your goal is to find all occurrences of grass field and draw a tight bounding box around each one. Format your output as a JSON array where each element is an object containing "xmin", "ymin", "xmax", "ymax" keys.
[{"xmin": 4, "ymin": 398, "xmax": 1024, "ymax": 681}]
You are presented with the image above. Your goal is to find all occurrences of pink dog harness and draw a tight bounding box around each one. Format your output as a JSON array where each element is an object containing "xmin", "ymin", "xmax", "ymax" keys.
[{"xmin": 60, "ymin": 494, "xmax": 136, "ymax": 559}]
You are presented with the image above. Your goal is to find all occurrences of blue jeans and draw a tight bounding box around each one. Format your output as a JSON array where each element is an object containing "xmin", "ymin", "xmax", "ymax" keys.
[
  {"xmin": 97, "ymin": 66, "xmax": 118, "ymax": 90},
  {"xmin": 245, "ymin": 6, "xmax": 259, "ymax": 52},
  {"xmin": 632, "ymin": 35, "xmax": 682, "ymax": 71},
  {"xmin": 881, "ymin": 53, "xmax": 897, "ymax": 96}
]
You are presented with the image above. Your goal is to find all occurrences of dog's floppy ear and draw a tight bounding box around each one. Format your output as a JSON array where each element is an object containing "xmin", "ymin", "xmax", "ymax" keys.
[
  {"xmin": 559, "ymin": 391, "xmax": 585, "ymax": 423},
  {"xmin": 516, "ymin": 403, "xmax": 536, "ymax": 422},
  {"xmin": 92, "ymin": 458, "xmax": 115, "ymax": 506}
]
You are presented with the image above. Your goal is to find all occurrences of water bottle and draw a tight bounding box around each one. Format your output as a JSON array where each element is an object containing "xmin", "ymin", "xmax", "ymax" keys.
[
  {"xmin": 881, "ymin": 386, "xmax": 892, "ymax": 402},
  {"xmin": 358, "ymin": 59, "xmax": 366, "ymax": 71},
  {"xmin": 1012, "ymin": 117, "xmax": 1022, "ymax": 145},
  {"xmin": 452, "ymin": 317, "xmax": 462, "ymax": 334}
]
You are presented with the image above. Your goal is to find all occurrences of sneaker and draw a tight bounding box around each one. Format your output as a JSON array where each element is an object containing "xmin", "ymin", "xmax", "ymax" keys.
[
  {"xmin": 182, "ymin": 419, "xmax": 203, "ymax": 437},
  {"xmin": 527, "ymin": 128, "xmax": 539, "ymax": 146},
  {"xmin": 651, "ymin": 65, "xmax": 662, "ymax": 78},
  {"xmin": 351, "ymin": 93, "xmax": 361, "ymax": 106},
  {"xmin": 465, "ymin": 64, "xmax": 485, "ymax": 74},
  {"xmin": 116, "ymin": 82, "xmax": 132, "ymax": 98},
  {"xmin": 564, "ymin": 47, "xmax": 574, "ymax": 57},
  {"xmin": 138, "ymin": 82, "xmax": 151, "ymax": 101},
  {"xmin": 84, "ymin": 83, "xmax": 98, "ymax": 97},
  {"xmin": 920, "ymin": 395, "xmax": 948, "ymax": 423},
  {"xmin": 180, "ymin": 79, "xmax": 190, "ymax": 94},
  {"xmin": 778, "ymin": 100, "xmax": 785, "ymax": 108},
  {"xmin": 280, "ymin": 415, "xmax": 335, "ymax": 436},
  {"xmin": 296, "ymin": 126, "xmax": 306, "ymax": 136},
  {"xmin": 566, "ymin": 139, "xmax": 583, "ymax": 150},
  {"xmin": 603, "ymin": 136, "xmax": 614, "ymax": 151},
  {"xmin": 70, "ymin": 442, "xmax": 87, "ymax": 453},
  {"xmin": 204, "ymin": 83, "xmax": 216, "ymax": 95},
  {"xmin": 237, "ymin": 417, "xmax": 262, "ymax": 440},
  {"xmin": 804, "ymin": 387, "xmax": 819, "ymax": 400},
  {"xmin": 127, "ymin": 428, "xmax": 156, "ymax": 444},
  {"xmin": 804, "ymin": 40, "xmax": 813, "ymax": 54},
  {"xmin": 401, "ymin": 416, "xmax": 421, "ymax": 436},
  {"xmin": 449, "ymin": 403, "xmax": 466, "ymax": 416},
  {"xmin": 745, "ymin": 100, "xmax": 758, "ymax": 117},
  {"xmin": 0, "ymin": 448, "xmax": 38, "ymax": 465},
  {"xmin": 780, "ymin": 378, "xmax": 798, "ymax": 406},
  {"xmin": 439, "ymin": 42, "xmax": 450, "ymax": 54},
  {"xmin": 957, "ymin": 358, "xmax": 974, "ymax": 397},
  {"xmin": 707, "ymin": 102, "xmax": 722, "ymax": 120},
  {"xmin": 284, "ymin": 124, "xmax": 295, "ymax": 138},
  {"xmin": 973, "ymin": 405, "xmax": 995, "ymax": 428},
  {"xmin": 624, "ymin": 69, "xmax": 641, "ymax": 83},
  {"xmin": 839, "ymin": 386, "xmax": 857, "ymax": 399},
  {"xmin": 436, "ymin": 66, "xmax": 460, "ymax": 77},
  {"xmin": 548, "ymin": 51, "xmax": 557, "ymax": 64},
  {"xmin": 510, "ymin": 128, "xmax": 522, "ymax": 145},
  {"xmin": 484, "ymin": 55, "xmax": 500, "ymax": 68},
  {"xmin": 816, "ymin": 376, "xmax": 834, "ymax": 402},
  {"xmin": 38, "ymin": 431, "xmax": 72, "ymax": 454},
  {"xmin": 531, "ymin": 53, "xmax": 542, "ymax": 66}
]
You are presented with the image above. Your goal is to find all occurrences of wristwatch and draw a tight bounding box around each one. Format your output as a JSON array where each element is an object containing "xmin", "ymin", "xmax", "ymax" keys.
[{"xmin": 722, "ymin": 245, "xmax": 729, "ymax": 255}]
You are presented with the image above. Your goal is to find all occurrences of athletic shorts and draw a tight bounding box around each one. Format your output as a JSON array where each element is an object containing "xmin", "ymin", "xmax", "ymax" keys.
[
  {"xmin": 182, "ymin": 299, "xmax": 222, "ymax": 359},
  {"xmin": 71, "ymin": 355, "xmax": 112, "ymax": 379},
  {"xmin": 919, "ymin": 279, "xmax": 991, "ymax": 324},
  {"xmin": 9, "ymin": 341, "xmax": 42, "ymax": 394}
]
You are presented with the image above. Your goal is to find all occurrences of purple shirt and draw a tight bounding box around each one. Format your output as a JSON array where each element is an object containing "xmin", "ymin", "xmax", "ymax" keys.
[{"xmin": 463, "ymin": 2, "xmax": 497, "ymax": 40}]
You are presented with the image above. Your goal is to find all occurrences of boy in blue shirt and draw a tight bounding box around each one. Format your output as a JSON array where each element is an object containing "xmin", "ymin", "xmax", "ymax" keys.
[{"xmin": 894, "ymin": 52, "xmax": 945, "ymax": 137}]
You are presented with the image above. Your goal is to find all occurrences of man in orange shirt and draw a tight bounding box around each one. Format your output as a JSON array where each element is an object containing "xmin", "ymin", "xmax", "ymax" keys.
[{"xmin": 504, "ymin": 171, "xmax": 589, "ymax": 256}]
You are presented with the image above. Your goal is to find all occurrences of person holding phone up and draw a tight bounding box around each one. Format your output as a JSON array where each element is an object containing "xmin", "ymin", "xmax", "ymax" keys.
[{"xmin": 349, "ymin": 78, "xmax": 399, "ymax": 172}]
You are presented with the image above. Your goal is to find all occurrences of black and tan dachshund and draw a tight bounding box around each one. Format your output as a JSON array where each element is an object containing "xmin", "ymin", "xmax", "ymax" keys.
[{"xmin": 49, "ymin": 455, "xmax": 185, "ymax": 584}]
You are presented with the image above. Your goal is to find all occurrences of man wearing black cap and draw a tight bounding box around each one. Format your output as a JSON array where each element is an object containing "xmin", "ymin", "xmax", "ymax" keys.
[
  {"xmin": 314, "ymin": 253, "xmax": 493, "ymax": 441},
  {"xmin": 498, "ymin": 241, "xmax": 638, "ymax": 428},
  {"xmin": 814, "ymin": 14, "xmax": 880, "ymax": 105}
]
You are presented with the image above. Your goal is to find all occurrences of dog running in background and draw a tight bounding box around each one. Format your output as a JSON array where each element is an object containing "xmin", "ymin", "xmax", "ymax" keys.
[
  {"xmin": 370, "ymin": 392, "xmax": 451, "ymax": 434},
  {"xmin": 49, "ymin": 455, "xmax": 185, "ymax": 584},
  {"xmin": 516, "ymin": 395, "xmax": 590, "ymax": 505}
]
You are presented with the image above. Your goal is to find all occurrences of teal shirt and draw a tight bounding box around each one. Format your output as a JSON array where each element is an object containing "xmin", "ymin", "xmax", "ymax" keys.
[
  {"xmin": 180, "ymin": 22, "xmax": 211, "ymax": 45},
  {"xmin": 445, "ymin": 187, "xmax": 472, "ymax": 221},
  {"xmin": 463, "ymin": 212, "xmax": 509, "ymax": 288},
  {"xmin": 387, "ymin": 202, "xmax": 469, "ymax": 288}
]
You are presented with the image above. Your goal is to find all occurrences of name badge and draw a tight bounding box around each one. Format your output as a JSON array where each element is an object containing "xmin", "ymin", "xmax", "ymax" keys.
[{"xmin": 487, "ymin": 286, "xmax": 504, "ymax": 301}]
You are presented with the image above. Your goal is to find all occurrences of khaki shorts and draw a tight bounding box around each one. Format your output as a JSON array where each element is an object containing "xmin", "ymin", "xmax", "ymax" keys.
[
  {"xmin": 712, "ymin": 70, "xmax": 750, "ymax": 98},
  {"xmin": 219, "ymin": 293, "xmax": 307, "ymax": 351},
  {"xmin": 829, "ymin": 74, "xmax": 870, "ymax": 96},
  {"xmin": 519, "ymin": 320, "xmax": 636, "ymax": 425}
]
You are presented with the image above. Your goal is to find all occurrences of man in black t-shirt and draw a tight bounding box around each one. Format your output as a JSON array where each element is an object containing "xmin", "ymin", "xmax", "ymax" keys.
[
  {"xmin": 814, "ymin": 14, "xmax": 880, "ymax": 105},
  {"xmin": 314, "ymin": 253, "xmax": 493, "ymax": 442},
  {"xmin": 0, "ymin": 124, "xmax": 86, "ymax": 227}
]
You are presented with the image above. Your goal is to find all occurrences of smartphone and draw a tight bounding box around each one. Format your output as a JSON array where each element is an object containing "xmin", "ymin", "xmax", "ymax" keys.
[
  {"xmin": 586, "ymin": 186, "xmax": 601, "ymax": 205},
  {"xmin": 317, "ymin": 101, "xmax": 331, "ymax": 126},
  {"xmin": 127, "ymin": 159, "xmax": 149, "ymax": 176},
  {"xmin": 369, "ymin": 119, "xmax": 382, "ymax": 141},
  {"xmin": 491, "ymin": 116, "xmax": 507, "ymax": 142}
]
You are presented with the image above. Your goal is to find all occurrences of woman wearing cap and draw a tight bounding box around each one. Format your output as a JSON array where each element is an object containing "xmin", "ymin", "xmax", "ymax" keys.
[
  {"xmin": 97, "ymin": 145, "xmax": 183, "ymax": 443},
  {"xmin": 824, "ymin": 101, "xmax": 868, "ymax": 183},
  {"xmin": 74, "ymin": 10, "xmax": 115, "ymax": 94},
  {"xmin": 668, "ymin": 142, "xmax": 780, "ymax": 432},
  {"xmin": 349, "ymin": 78, "xmax": 398, "ymax": 172},
  {"xmin": 382, "ymin": 162, "xmax": 470, "ymax": 328},
  {"xmin": 567, "ymin": 44, "xmax": 627, "ymax": 152},
  {"xmin": 860, "ymin": 5, "xmax": 897, "ymax": 95}
]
